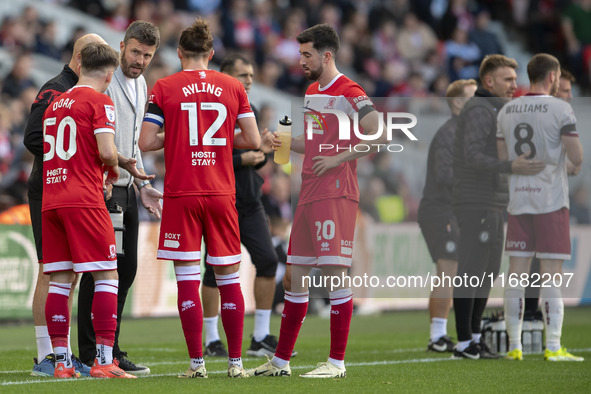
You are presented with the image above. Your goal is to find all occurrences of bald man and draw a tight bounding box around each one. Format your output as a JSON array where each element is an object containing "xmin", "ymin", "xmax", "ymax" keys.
[{"xmin": 24, "ymin": 33, "xmax": 107, "ymax": 378}]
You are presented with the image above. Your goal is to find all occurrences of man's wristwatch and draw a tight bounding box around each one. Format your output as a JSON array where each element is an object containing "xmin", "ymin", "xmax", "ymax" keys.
[{"xmin": 138, "ymin": 180, "xmax": 150, "ymax": 190}]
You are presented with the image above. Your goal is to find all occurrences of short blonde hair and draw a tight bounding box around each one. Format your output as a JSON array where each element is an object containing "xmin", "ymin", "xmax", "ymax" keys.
[
  {"xmin": 479, "ymin": 54, "xmax": 518, "ymax": 81},
  {"xmin": 446, "ymin": 79, "xmax": 477, "ymax": 110}
]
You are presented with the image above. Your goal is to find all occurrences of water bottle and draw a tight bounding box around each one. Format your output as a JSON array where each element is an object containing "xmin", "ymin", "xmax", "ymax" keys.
[
  {"xmin": 109, "ymin": 202, "xmax": 124, "ymax": 255},
  {"xmin": 274, "ymin": 116, "xmax": 292, "ymax": 165}
]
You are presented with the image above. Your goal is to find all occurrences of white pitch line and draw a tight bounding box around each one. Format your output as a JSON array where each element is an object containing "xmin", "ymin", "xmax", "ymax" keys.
[
  {"xmin": 0, "ymin": 357, "xmax": 456, "ymax": 385},
  {"xmin": 3, "ymin": 348, "xmax": 591, "ymax": 386}
]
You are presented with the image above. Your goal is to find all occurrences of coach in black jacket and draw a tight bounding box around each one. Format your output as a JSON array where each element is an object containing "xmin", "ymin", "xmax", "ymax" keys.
[{"xmin": 451, "ymin": 54, "xmax": 545, "ymax": 359}]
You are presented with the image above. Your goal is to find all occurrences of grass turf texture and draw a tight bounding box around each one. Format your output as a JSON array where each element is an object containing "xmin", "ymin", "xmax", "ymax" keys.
[{"xmin": 1, "ymin": 307, "xmax": 590, "ymax": 393}]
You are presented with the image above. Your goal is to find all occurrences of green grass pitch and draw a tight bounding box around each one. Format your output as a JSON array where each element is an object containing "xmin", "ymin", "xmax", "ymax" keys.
[{"xmin": 1, "ymin": 307, "xmax": 590, "ymax": 393}]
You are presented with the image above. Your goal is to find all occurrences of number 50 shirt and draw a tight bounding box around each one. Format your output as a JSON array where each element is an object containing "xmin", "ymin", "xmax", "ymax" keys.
[
  {"xmin": 496, "ymin": 94, "xmax": 578, "ymax": 215},
  {"xmin": 144, "ymin": 69, "xmax": 254, "ymax": 197},
  {"xmin": 42, "ymin": 86, "xmax": 116, "ymax": 212}
]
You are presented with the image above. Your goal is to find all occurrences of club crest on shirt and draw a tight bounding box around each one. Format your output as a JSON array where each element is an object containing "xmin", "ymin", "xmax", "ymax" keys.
[{"xmin": 104, "ymin": 105, "xmax": 115, "ymax": 122}]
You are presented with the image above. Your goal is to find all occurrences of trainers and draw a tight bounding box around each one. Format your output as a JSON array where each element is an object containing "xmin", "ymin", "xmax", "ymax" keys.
[
  {"xmin": 205, "ymin": 340, "xmax": 228, "ymax": 357},
  {"xmin": 246, "ymin": 335, "xmax": 298, "ymax": 357},
  {"xmin": 427, "ymin": 335, "xmax": 455, "ymax": 353},
  {"xmin": 228, "ymin": 365, "xmax": 249, "ymax": 378},
  {"xmin": 300, "ymin": 360, "xmax": 346, "ymax": 378},
  {"xmin": 178, "ymin": 365, "xmax": 208, "ymax": 378},
  {"xmin": 54, "ymin": 361, "xmax": 80, "ymax": 378},
  {"xmin": 247, "ymin": 335, "xmax": 278, "ymax": 357},
  {"xmin": 90, "ymin": 359, "xmax": 137, "ymax": 378},
  {"xmin": 505, "ymin": 349, "xmax": 523, "ymax": 361},
  {"xmin": 545, "ymin": 347, "xmax": 584, "ymax": 362},
  {"xmin": 114, "ymin": 352, "xmax": 150, "ymax": 375},
  {"xmin": 247, "ymin": 355, "xmax": 291, "ymax": 377},
  {"xmin": 452, "ymin": 342, "xmax": 480, "ymax": 360},
  {"xmin": 479, "ymin": 339, "xmax": 502, "ymax": 359},
  {"xmin": 71, "ymin": 354, "xmax": 92, "ymax": 376},
  {"xmin": 31, "ymin": 354, "xmax": 55, "ymax": 377}
]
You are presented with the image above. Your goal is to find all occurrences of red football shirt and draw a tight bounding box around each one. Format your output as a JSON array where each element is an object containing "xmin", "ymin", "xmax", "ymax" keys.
[
  {"xmin": 145, "ymin": 69, "xmax": 254, "ymax": 197},
  {"xmin": 42, "ymin": 85, "xmax": 116, "ymax": 211},
  {"xmin": 299, "ymin": 73, "xmax": 374, "ymax": 205}
]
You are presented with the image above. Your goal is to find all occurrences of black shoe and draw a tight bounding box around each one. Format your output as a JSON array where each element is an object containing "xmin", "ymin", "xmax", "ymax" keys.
[
  {"xmin": 427, "ymin": 335, "xmax": 455, "ymax": 353},
  {"xmin": 479, "ymin": 339, "xmax": 502, "ymax": 359},
  {"xmin": 205, "ymin": 340, "xmax": 228, "ymax": 357},
  {"xmin": 246, "ymin": 334, "xmax": 298, "ymax": 357},
  {"xmin": 114, "ymin": 352, "xmax": 151, "ymax": 375},
  {"xmin": 452, "ymin": 342, "xmax": 481, "ymax": 360},
  {"xmin": 247, "ymin": 335, "xmax": 278, "ymax": 357}
]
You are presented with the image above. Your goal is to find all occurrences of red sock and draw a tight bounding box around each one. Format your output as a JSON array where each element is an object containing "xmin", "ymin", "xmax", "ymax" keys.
[
  {"xmin": 45, "ymin": 282, "xmax": 71, "ymax": 348},
  {"xmin": 92, "ymin": 280, "xmax": 118, "ymax": 346},
  {"xmin": 216, "ymin": 272, "xmax": 244, "ymax": 359},
  {"xmin": 329, "ymin": 290, "xmax": 353, "ymax": 361},
  {"xmin": 275, "ymin": 291, "xmax": 308, "ymax": 361},
  {"xmin": 176, "ymin": 268, "xmax": 203, "ymax": 359}
]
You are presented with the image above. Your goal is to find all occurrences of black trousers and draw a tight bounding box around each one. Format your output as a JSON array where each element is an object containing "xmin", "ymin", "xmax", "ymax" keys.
[
  {"xmin": 452, "ymin": 208, "xmax": 504, "ymax": 342},
  {"xmin": 77, "ymin": 185, "xmax": 139, "ymax": 363},
  {"xmin": 203, "ymin": 202, "xmax": 278, "ymax": 288},
  {"xmin": 28, "ymin": 197, "xmax": 42, "ymax": 261}
]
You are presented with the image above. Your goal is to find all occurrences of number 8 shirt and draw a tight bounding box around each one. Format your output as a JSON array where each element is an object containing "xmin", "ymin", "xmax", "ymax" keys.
[{"xmin": 496, "ymin": 94, "xmax": 578, "ymax": 215}]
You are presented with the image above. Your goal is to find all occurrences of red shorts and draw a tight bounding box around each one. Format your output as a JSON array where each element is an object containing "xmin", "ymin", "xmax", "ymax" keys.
[
  {"xmin": 287, "ymin": 198, "xmax": 358, "ymax": 267},
  {"xmin": 505, "ymin": 207, "xmax": 571, "ymax": 260},
  {"xmin": 42, "ymin": 207, "xmax": 117, "ymax": 273},
  {"xmin": 158, "ymin": 195, "xmax": 241, "ymax": 265}
]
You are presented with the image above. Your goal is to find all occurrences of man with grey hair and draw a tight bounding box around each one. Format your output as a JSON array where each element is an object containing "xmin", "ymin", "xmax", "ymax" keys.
[{"xmin": 77, "ymin": 20, "xmax": 162, "ymax": 375}]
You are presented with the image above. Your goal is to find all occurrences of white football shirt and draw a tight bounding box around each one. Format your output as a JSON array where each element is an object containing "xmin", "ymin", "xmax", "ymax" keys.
[{"xmin": 496, "ymin": 94, "xmax": 578, "ymax": 215}]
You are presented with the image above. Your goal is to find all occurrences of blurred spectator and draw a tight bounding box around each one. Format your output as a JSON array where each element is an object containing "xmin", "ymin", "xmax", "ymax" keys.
[
  {"xmin": 2, "ymin": 52, "xmax": 36, "ymax": 99},
  {"xmin": 469, "ymin": 8, "xmax": 503, "ymax": 63},
  {"xmin": 262, "ymin": 170, "xmax": 291, "ymax": 222},
  {"xmin": 106, "ymin": 2, "xmax": 132, "ymax": 31},
  {"xmin": 62, "ymin": 26, "xmax": 87, "ymax": 62},
  {"xmin": 445, "ymin": 27, "xmax": 480, "ymax": 81},
  {"xmin": 35, "ymin": 20, "xmax": 62, "ymax": 60},
  {"xmin": 439, "ymin": 0, "xmax": 474, "ymax": 40},
  {"xmin": 397, "ymin": 13, "xmax": 438, "ymax": 63},
  {"xmin": 562, "ymin": 0, "xmax": 591, "ymax": 88}
]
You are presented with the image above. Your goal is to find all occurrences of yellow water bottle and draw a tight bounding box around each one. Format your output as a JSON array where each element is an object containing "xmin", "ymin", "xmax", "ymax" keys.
[{"xmin": 274, "ymin": 115, "xmax": 292, "ymax": 165}]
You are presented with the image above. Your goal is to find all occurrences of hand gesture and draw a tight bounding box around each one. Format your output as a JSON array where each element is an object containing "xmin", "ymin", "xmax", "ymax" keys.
[
  {"xmin": 140, "ymin": 185, "xmax": 163, "ymax": 219},
  {"xmin": 511, "ymin": 152, "xmax": 545, "ymax": 175},
  {"xmin": 119, "ymin": 155, "xmax": 155, "ymax": 181}
]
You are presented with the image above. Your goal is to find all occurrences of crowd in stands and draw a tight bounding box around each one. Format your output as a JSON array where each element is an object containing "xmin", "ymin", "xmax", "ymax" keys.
[{"xmin": 0, "ymin": 0, "xmax": 589, "ymax": 225}]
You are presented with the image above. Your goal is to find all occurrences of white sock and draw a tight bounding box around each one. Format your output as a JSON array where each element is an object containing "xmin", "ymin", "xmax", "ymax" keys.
[
  {"xmin": 54, "ymin": 346, "xmax": 72, "ymax": 368},
  {"xmin": 541, "ymin": 286, "xmax": 563, "ymax": 352},
  {"xmin": 204, "ymin": 316, "xmax": 221, "ymax": 345},
  {"xmin": 68, "ymin": 326, "xmax": 72, "ymax": 358},
  {"xmin": 228, "ymin": 357, "xmax": 242, "ymax": 368},
  {"xmin": 328, "ymin": 357, "xmax": 345, "ymax": 368},
  {"xmin": 253, "ymin": 309, "xmax": 272, "ymax": 342},
  {"xmin": 472, "ymin": 333, "xmax": 481, "ymax": 343},
  {"xmin": 96, "ymin": 343, "xmax": 114, "ymax": 365},
  {"xmin": 191, "ymin": 357, "xmax": 204, "ymax": 369},
  {"xmin": 35, "ymin": 326, "xmax": 53, "ymax": 360},
  {"xmin": 457, "ymin": 340, "xmax": 471, "ymax": 351},
  {"xmin": 430, "ymin": 317, "xmax": 447, "ymax": 342},
  {"xmin": 271, "ymin": 355, "xmax": 289, "ymax": 368},
  {"xmin": 504, "ymin": 286, "xmax": 525, "ymax": 351}
]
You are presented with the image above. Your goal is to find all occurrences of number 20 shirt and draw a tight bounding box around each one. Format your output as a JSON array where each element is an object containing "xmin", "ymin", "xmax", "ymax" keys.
[
  {"xmin": 42, "ymin": 85, "xmax": 116, "ymax": 212},
  {"xmin": 144, "ymin": 69, "xmax": 254, "ymax": 197},
  {"xmin": 496, "ymin": 94, "xmax": 578, "ymax": 215}
]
